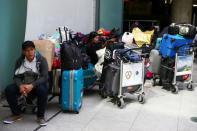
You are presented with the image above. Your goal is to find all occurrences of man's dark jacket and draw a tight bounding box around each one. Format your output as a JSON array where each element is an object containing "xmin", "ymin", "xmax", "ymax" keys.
[{"xmin": 14, "ymin": 52, "xmax": 48, "ymax": 87}]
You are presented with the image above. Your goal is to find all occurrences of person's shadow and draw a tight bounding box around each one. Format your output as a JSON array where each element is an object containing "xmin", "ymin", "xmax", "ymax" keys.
[{"xmin": 191, "ymin": 117, "xmax": 197, "ymax": 123}]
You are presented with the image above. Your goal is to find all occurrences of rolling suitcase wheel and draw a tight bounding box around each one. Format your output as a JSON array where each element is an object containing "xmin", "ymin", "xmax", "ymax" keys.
[
  {"xmin": 138, "ymin": 94, "xmax": 145, "ymax": 104},
  {"xmin": 117, "ymin": 98, "xmax": 124, "ymax": 109},
  {"xmin": 187, "ymin": 83, "xmax": 193, "ymax": 91},
  {"xmin": 171, "ymin": 85, "xmax": 178, "ymax": 94},
  {"xmin": 21, "ymin": 106, "xmax": 26, "ymax": 113},
  {"xmin": 152, "ymin": 79, "xmax": 156, "ymax": 86},
  {"xmin": 100, "ymin": 88, "xmax": 107, "ymax": 98},
  {"xmin": 74, "ymin": 111, "xmax": 79, "ymax": 114}
]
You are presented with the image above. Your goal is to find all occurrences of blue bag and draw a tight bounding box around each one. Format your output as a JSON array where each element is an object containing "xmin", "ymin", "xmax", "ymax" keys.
[
  {"xmin": 83, "ymin": 63, "xmax": 97, "ymax": 87},
  {"xmin": 159, "ymin": 34, "xmax": 193, "ymax": 58}
]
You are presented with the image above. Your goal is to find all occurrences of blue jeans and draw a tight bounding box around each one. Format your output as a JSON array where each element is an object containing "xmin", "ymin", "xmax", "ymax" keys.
[{"xmin": 5, "ymin": 83, "xmax": 48, "ymax": 117}]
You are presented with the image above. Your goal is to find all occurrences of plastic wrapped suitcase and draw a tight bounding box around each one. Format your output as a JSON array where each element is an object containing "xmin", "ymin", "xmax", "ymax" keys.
[
  {"xmin": 159, "ymin": 34, "xmax": 193, "ymax": 58},
  {"xmin": 83, "ymin": 63, "xmax": 97, "ymax": 87},
  {"xmin": 61, "ymin": 68, "xmax": 83, "ymax": 113},
  {"xmin": 155, "ymin": 38, "xmax": 162, "ymax": 50},
  {"xmin": 168, "ymin": 23, "xmax": 196, "ymax": 38},
  {"xmin": 148, "ymin": 49, "xmax": 161, "ymax": 74}
]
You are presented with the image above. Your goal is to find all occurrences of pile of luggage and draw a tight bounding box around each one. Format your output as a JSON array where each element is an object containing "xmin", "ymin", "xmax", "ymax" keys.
[
  {"xmin": 149, "ymin": 23, "xmax": 196, "ymax": 93},
  {"xmin": 34, "ymin": 22, "xmax": 196, "ymax": 112}
]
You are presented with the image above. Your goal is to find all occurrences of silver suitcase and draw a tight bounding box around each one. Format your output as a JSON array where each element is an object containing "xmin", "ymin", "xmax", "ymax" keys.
[
  {"xmin": 51, "ymin": 69, "xmax": 61, "ymax": 95},
  {"xmin": 148, "ymin": 49, "xmax": 161, "ymax": 74}
]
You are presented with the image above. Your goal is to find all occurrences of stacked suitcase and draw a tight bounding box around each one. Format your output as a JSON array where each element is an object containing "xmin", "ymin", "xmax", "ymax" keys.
[
  {"xmin": 59, "ymin": 27, "xmax": 84, "ymax": 113},
  {"xmin": 151, "ymin": 23, "xmax": 196, "ymax": 92},
  {"xmin": 159, "ymin": 34, "xmax": 193, "ymax": 58}
]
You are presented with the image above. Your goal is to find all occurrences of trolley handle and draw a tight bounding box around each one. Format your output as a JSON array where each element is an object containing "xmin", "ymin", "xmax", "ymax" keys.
[
  {"xmin": 167, "ymin": 43, "xmax": 194, "ymax": 52},
  {"xmin": 120, "ymin": 47, "xmax": 143, "ymax": 55},
  {"xmin": 119, "ymin": 47, "xmax": 149, "ymax": 59}
]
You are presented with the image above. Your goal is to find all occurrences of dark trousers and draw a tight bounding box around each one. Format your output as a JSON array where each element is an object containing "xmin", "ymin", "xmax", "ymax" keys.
[{"xmin": 5, "ymin": 83, "xmax": 48, "ymax": 117}]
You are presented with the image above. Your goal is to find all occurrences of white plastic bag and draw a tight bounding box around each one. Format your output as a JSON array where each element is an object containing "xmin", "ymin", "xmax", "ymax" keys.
[
  {"xmin": 122, "ymin": 32, "xmax": 134, "ymax": 44},
  {"xmin": 95, "ymin": 48, "xmax": 106, "ymax": 80}
]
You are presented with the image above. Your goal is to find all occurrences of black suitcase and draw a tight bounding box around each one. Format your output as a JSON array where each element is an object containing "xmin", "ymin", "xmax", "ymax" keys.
[
  {"xmin": 168, "ymin": 23, "xmax": 196, "ymax": 38},
  {"xmin": 104, "ymin": 64, "xmax": 120, "ymax": 97},
  {"xmin": 61, "ymin": 40, "xmax": 82, "ymax": 70},
  {"xmin": 159, "ymin": 57, "xmax": 174, "ymax": 90},
  {"xmin": 100, "ymin": 41, "xmax": 124, "ymax": 90},
  {"xmin": 101, "ymin": 64, "xmax": 141, "ymax": 98}
]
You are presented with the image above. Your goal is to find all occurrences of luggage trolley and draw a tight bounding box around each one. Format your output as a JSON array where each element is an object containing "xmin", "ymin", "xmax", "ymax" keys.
[
  {"xmin": 117, "ymin": 49, "xmax": 146, "ymax": 108},
  {"xmin": 171, "ymin": 44, "xmax": 195, "ymax": 93}
]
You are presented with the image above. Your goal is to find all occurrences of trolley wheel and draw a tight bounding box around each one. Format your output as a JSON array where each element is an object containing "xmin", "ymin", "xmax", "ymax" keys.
[
  {"xmin": 117, "ymin": 98, "xmax": 125, "ymax": 109},
  {"xmin": 138, "ymin": 94, "xmax": 145, "ymax": 104},
  {"xmin": 159, "ymin": 79, "xmax": 162, "ymax": 86},
  {"xmin": 171, "ymin": 85, "xmax": 178, "ymax": 94},
  {"xmin": 187, "ymin": 83, "xmax": 193, "ymax": 91},
  {"xmin": 32, "ymin": 107, "xmax": 38, "ymax": 114},
  {"xmin": 100, "ymin": 88, "xmax": 107, "ymax": 98}
]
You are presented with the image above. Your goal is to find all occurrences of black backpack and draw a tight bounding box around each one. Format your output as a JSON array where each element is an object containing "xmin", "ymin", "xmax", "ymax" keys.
[
  {"xmin": 104, "ymin": 41, "xmax": 124, "ymax": 65},
  {"xmin": 61, "ymin": 40, "xmax": 82, "ymax": 70}
]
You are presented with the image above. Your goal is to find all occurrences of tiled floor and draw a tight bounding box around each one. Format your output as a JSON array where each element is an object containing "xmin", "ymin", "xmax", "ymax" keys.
[{"xmin": 0, "ymin": 63, "xmax": 197, "ymax": 131}]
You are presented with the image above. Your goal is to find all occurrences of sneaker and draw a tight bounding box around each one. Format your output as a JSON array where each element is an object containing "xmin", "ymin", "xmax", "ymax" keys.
[
  {"xmin": 37, "ymin": 117, "xmax": 47, "ymax": 126},
  {"xmin": 3, "ymin": 115, "xmax": 22, "ymax": 124}
]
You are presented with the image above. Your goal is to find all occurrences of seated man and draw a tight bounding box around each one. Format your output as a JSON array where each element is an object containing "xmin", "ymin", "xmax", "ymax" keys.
[
  {"xmin": 3, "ymin": 41, "xmax": 48, "ymax": 126},
  {"xmin": 86, "ymin": 32, "xmax": 104, "ymax": 65}
]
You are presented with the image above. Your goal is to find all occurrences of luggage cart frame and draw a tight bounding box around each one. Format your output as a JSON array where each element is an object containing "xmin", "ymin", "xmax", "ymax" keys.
[
  {"xmin": 171, "ymin": 50, "xmax": 194, "ymax": 93},
  {"xmin": 117, "ymin": 58, "xmax": 145, "ymax": 108}
]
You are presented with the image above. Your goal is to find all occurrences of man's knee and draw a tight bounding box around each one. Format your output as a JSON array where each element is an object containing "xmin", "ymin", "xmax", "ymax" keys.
[
  {"xmin": 36, "ymin": 84, "xmax": 48, "ymax": 96},
  {"xmin": 5, "ymin": 84, "xmax": 18, "ymax": 95}
]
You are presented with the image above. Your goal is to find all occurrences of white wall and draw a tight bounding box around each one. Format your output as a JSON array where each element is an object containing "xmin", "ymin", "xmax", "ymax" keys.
[{"xmin": 25, "ymin": 0, "xmax": 96, "ymax": 40}]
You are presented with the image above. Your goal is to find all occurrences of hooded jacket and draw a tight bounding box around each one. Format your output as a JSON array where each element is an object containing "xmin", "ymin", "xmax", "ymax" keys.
[{"xmin": 14, "ymin": 51, "xmax": 48, "ymax": 87}]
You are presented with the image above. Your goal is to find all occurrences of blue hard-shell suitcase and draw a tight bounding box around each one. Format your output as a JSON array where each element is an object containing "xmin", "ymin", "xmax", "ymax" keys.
[
  {"xmin": 61, "ymin": 68, "xmax": 83, "ymax": 113},
  {"xmin": 159, "ymin": 34, "xmax": 193, "ymax": 58},
  {"xmin": 155, "ymin": 38, "xmax": 162, "ymax": 50},
  {"xmin": 83, "ymin": 63, "xmax": 97, "ymax": 87}
]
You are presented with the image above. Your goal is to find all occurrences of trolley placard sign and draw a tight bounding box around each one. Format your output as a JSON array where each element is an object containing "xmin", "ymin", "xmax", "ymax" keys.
[
  {"xmin": 122, "ymin": 62, "xmax": 143, "ymax": 87},
  {"xmin": 176, "ymin": 55, "xmax": 192, "ymax": 76}
]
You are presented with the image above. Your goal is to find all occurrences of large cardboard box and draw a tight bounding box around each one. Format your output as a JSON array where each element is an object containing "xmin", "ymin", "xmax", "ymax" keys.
[{"xmin": 33, "ymin": 40, "xmax": 55, "ymax": 71}]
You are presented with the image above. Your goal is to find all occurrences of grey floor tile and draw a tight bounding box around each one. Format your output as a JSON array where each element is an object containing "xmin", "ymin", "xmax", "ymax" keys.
[
  {"xmin": 93, "ymin": 101, "xmax": 142, "ymax": 123},
  {"xmin": 130, "ymin": 106, "xmax": 179, "ymax": 131},
  {"xmin": 177, "ymin": 90, "xmax": 197, "ymax": 131},
  {"xmin": 40, "ymin": 121, "xmax": 85, "ymax": 131},
  {"xmin": 83, "ymin": 118, "xmax": 130, "ymax": 131},
  {"xmin": 178, "ymin": 115, "xmax": 197, "ymax": 131}
]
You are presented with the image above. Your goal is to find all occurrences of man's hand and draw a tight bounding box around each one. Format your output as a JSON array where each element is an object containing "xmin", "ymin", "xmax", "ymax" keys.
[
  {"xmin": 24, "ymin": 84, "xmax": 34, "ymax": 94},
  {"xmin": 19, "ymin": 85, "xmax": 27, "ymax": 96}
]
